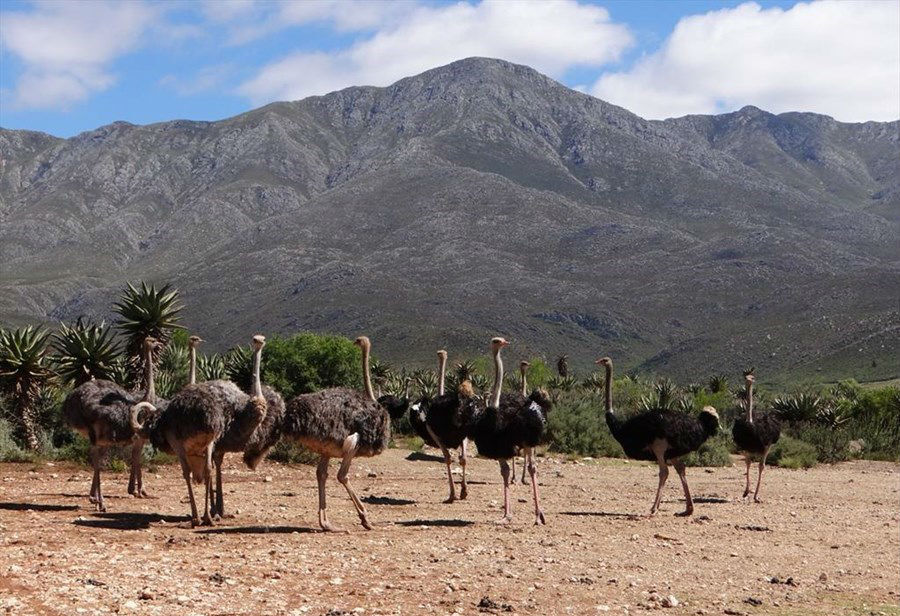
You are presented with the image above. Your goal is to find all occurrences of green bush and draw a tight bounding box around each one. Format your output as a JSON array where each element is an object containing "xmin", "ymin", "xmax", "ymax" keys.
[
  {"xmin": 546, "ymin": 393, "xmax": 624, "ymax": 458},
  {"xmin": 0, "ymin": 418, "xmax": 35, "ymax": 462},
  {"xmin": 261, "ymin": 333, "xmax": 362, "ymax": 399},
  {"xmin": 769, "ymin": 436, "xmax": 818, "ymax": 469},
  {"xmin": 682, "ymin": 432, "xmax": 733, "ymax": 467}
]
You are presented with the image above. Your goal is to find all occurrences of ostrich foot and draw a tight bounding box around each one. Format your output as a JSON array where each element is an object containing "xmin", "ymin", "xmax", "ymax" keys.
[
  {"xmin": 494, "ymin": 515, "xmax": 513, "ymax": 525},
  {"xmin": 753, "ymin": 497, "xmax": 763, "ymax": 504},
  {"xmin": 200, "ymin": 514, "xmax": 215, "ymax": 527},
  {"xmin": 675, "ymin": 508, "xmax": 694, "ymax": 517},
  {"xmin": 88, "ymin": 495, "xmax": 98, "ymax": 504},
  {"xmin": 742, "ymin": 488, "xmax": 750, "ymax": 499},
  {"xmin": 190, "ymin": 517, "xmax": 201, "ymax": 528},
  {"xmin": 443, "ymin": 495, "xmax": 457, "ymax": 504},
  {"xmin": 459, "ymin": 486, "xmax": 468, "ymax": 500},
  {"xmin": 533, "ymin": 511, "xmax": 546, "ymax": 526},
  {"xmin": 139, "ymin": 489, "xmax": 152, "ymax": 498},
  {"xmin": 96, "ymin": 503, "xmax": 107, "ymax": 513},
  {"xmin": 358, "ymin": 515, "xmax": 373, "ymax": 531},
  {"xmin": 320, "ymin": 521, "xmax": 347, "ymax": 533}
]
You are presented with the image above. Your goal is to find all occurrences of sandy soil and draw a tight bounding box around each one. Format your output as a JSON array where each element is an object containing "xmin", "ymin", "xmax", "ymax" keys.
[{"xmin": 1, "ymin": 450, "xmax": 897, "ymax": 616}]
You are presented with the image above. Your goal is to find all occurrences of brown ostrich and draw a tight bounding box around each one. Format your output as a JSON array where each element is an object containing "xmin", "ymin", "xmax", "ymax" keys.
[
  {"xmin": 732, "ymin": 371, "xmax": 781, "ymax": 502},
  {"xmin": 61, "ymin": 337, "xmax": 162, "ymax": 511},
  {"xmin": 282, "ymin": 336, "xmax": 401, "ymax": 532},
  {"xmin": 131, "ymin": 335, "xmax": 268, "ymax": 526}
]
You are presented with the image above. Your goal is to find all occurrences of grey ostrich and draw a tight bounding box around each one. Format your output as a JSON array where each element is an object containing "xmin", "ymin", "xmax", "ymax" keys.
[
  {"xmin": 61, "ymin": 337, "xmax": 162, "ymax": 511},
  {"xmin": 209, "ymin": 339, "xmax": 286, "ymax": 519},
  {"xmin": 282, "ymin": 336, "xmax": 396, "ymax": 532},
  {"xmin": 131, "ymin": 335, "xmax": 268, "ymax": 527},
  {"xmin": 597, "ymin": 357, "xmax": 719, "ymax": 516}
]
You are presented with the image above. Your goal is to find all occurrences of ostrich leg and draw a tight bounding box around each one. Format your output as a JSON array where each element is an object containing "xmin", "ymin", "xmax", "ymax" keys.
[
  {"xmin": 458, "ymin": 442, "xmax": 468, "ymax": 500},
  {"xmin": 316, "ymin": 455, "xmax": 343, "ymax": 532},
  {"xmin": 199, "ymin": 448, "xmax": 215, "ymax": 526},
  {"xmin": 90, "ymin": 445, "xmax": 106, "ymax": 512},
  {"xmin": 673, "ymin": 459, "xmax": 694, "ymax": 517},
  {"xmin": 742, "ymin": 454, "xmax": 752, "ymax": 499},
  {"xmin": 753, "ymin": 447, "xmax": 770, "ymax": 503},
  {"xmin": 174, "ymin": 445, "xmax": 200, "ymax": 527},
  {"xmin": 128, "ymin": 439, "xmax": 149, "ymax": 497},
  {"xmin": 211, "ymin": 451, "xmax": 233, "ymax": 519},
  {"xmin": 525, "ymin": 447, "xmax": 546, "ymax": 525},
  {"xmin": 425, "ymin": 424, "xmax": 457, "ymax": 503},
  {"xmin": 520, "ymin": 452, "xmax": 529, "ymax": 484},
  {"xmin": 336, "ymin": 434, "xmax": 372, "ymax": 530},
  {"xmin": 649, "ymin": 442, "xmax": 669, "ymax": 516},
  {"xmin": 497, "ymin": 460, "xmax": 512, "ymax": 524}
]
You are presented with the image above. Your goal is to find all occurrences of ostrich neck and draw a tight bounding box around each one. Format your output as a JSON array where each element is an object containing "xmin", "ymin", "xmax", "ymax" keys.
[
  {"xmin": 362, "ymin": 346, "xmax": 376, "ymax": 402},
  {"xmin": 438, "ymin": 355, "xmax": 446, "ymax": 397},
  {"xmin": 188, "ymin": 346, "xmax": 197, "ymax": 386},
  {"xmin": 490, "ymin": 348, "xmax": 504, "ymax": 408},
  {"xmin": 520, "ymin": 368, "xmax": 527, "ymax": 397},
  {"xmin": 251, "ymin": 347, "xmax": 263, "ymax": 398},
  {"xmin": 746, "ymin": 381, "xmax": 754, "ymax": 423},
  {"xmin": 143, "ymin": 346, "xmax": 156, "ymax": 403},
  {"xmin": 603, "ymin": 364, "xmax": 613, "ymax": 414}
]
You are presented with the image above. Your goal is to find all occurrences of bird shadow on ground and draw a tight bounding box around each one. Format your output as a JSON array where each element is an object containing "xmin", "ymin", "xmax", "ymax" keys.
[
  {"xmin": 362, "ymin": 495, "xmax": 416, "ymax": 506},
  {"xmin": 405, "ymin": 451, "xmax": 445, "ymax": 462},
  {"xmin": 0, "ymin": 502, "xmax": 79, "ymax": 512},
  {"xmin": 692, "ymin": 496, "xmax": 729, "ymax": 504},
  {"xmin": 72, "ymin": 512, "xmax": 188, "ymax": 530},
  {"xmin": 559, "ymin": 511, "xmax": 641, "ymax": 520},
  {"xmin": 196, "ymin": 525, "xmax": 318, "ymax": 535},
  {"xmin": 395, "ymin": 519, "xmax": 474, "ymax": 527}
]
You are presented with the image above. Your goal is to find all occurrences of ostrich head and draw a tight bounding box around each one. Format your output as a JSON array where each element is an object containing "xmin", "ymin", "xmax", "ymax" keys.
[
  {"xmin": 251, "ymin": 334, "xmax": 266, "ymax": 350},
  {"xmin": 595, "ymin": 357, "xmax": 612, "ymax": 367},
  {"xmin": 143, "ymin": 336, "xmax": 163, "ymax": 354},
  {"xmin": 188, "ymin": 335, "xmax": 204, "ymax": 348},
  {"xmin": 354, "ymin": 336, "xmax": 371, "ymax": 351},
  {"xmin": 745, "ymin": 373, "xmax": 755, "ymax": 384},
  {"xmin": 458, "ymin": 380, "xmax": 475, "ymax": 398},
  {"xmin": 490, "ymin": 337, "xmax": 509, "ymax": 352},
  {"xmin": 437, "ymin": 349, "xmax": 447, "ymax": 360},
  {"xmin": 520, "ymin": 360, "xmax": 530, "ymax": 369}
]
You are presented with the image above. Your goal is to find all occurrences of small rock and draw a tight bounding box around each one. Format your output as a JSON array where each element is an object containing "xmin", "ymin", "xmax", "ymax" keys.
[
  {"xmin": 819, "ymin": 573, "xmax": 828, "ymax": 582},
  {"xmin": 264, "ymin": 476, "xmax": 273, "ymax": 483},
  {"xmin": 661, "ymin": 595, "xmax": 679, "ymax": 608},
  {"xmin": 122, "ymin": 600, "xmax": 139, "ymax": 610},
  {"xmin": 139, "ymin": 590, "xmax": 154, "ymax": 601}
]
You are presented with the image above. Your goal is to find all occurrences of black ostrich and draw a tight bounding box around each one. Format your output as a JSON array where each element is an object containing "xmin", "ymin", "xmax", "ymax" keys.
[
  {"xmin": 207, "ymin": 338, "xmax": 285, "ymax": 519},
  {"xmin": 596, "ymin": 357, "xmax": 719, "ymax": 517},
  {"xmin": 130, "ymin": 335, "xmax": 268, "ymax": 527},
  {"xmin": 512, "ymin": 360, "xmax": 551, "ymax": 485},
  {"xmin": 410, "ymin": 349, "xmax": 478, "ymax": 502},
  {"xmin": 468, "ymin": 337, "xmax": 552, "ymax": 525},
  {"xmin": 282, "ymin": 336, "xmax": 404, "ymax": 532},
  {"xmin": 732, "ymin": 371, "xmax": 781, "ymax": 502},
  {"xmin": 61, "ymin": 337, "xmax": 162, "ymax": 511}
]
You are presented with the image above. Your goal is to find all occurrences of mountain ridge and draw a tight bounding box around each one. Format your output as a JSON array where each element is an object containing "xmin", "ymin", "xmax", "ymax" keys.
[{"xmin": 1, "ymin": 57, "xmax": 897, "ymax": 382}]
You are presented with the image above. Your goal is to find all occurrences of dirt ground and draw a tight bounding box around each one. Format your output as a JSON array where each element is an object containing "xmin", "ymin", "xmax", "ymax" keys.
[{"xmin": 1, "ymin": 449, "xmax": 897, "ymax": 616}]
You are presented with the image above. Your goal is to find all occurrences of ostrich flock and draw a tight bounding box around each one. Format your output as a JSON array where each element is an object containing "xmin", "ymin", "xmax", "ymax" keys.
[{"xmin": 61, "ymin": 333, "xmax": 781, "ymax": 530}]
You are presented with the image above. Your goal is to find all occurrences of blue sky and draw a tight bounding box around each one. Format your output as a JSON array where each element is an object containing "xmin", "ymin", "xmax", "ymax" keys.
[{"xmin": 1, "ymin": 0, "xmax": 897, "ymax": 137}]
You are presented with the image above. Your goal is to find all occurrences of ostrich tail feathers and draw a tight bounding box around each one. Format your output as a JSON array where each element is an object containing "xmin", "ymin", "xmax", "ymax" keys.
[{"xmin": 458, "ymin": 380, "xmax": 475, "ymax": 398}]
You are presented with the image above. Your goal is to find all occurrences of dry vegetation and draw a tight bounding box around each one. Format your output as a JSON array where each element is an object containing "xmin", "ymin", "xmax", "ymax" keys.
[{"xmin": 1, "ymin": 449, "xmax": 897, "ymax": 616}]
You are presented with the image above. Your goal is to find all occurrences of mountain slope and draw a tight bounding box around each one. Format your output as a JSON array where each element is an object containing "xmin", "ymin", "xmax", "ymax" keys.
[{"xmin": 1, "ymin": 57, "xmax": 897, "ymax": 381}]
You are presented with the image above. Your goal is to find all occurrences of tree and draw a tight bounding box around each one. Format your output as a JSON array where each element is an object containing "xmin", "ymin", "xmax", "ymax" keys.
[
  {"xmin": 0, "ymin": 326, "xmax": 54, "ymax": 450},
  {"xmin": 113, "ymin": 281, "xmax": 183, "ymax": 387},
  {"xmin": 52, "ymin": 319, "xmax": 122, "ymax": 387},
  {"xmin": 259, "ymin": 333, "xmax": 361, "ymax": 399}
]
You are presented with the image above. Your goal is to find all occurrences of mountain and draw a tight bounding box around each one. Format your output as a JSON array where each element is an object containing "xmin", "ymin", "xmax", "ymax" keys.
[{"xmin": 1, "ymin": 57, "xmax": 897, "ymax": 382}]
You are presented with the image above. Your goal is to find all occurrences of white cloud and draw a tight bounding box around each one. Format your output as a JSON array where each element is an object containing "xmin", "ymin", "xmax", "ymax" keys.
[
  {"xmin": 0, "ymin": 0, "xmax": 157, "ymax": 110},
  {"xmin": 592, "ymin": 1, "xmax": 900, "ymax": 122},
  {"xmin": 236, "ymin": 0, "xmax": 633, "ymax": 105}
]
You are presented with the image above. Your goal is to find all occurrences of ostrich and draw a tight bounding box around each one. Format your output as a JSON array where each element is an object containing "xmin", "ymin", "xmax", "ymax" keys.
[
  {"xmin": 61, "ymin": 337, "xmax": 162, "ymax": 511},
  {"xmin": 209, "ymin": 340, "xmax": 286, "ymax": 519},
  {"xmin": 732, "ymin": 371, "xmax": 781, "ymax": 502},
  {"xmin": 512, "ymin": 360, "xmax": 534, "ymax": 485},
  {"xmin": 282, "ymin": 336, "xmax": 404, "ymax": 532},
  {"xmin": 409, "ymin": 349, "xmax": 477, "ymax": 503},
  {"xmin": 130, "ymin": 335, "xmax": 268, "ymax": 527},
  {"xmin": 596, "ymin": 357, "xmax": 719, "ymax": 517},
  {"xmin": 468, "ymin": 338, "xmax": 552, "ymax": 525}
]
